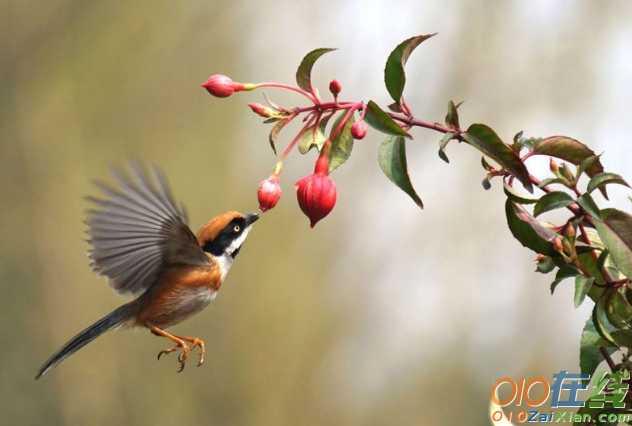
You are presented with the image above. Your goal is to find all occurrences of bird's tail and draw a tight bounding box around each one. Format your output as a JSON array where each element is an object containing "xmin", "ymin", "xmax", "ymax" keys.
[{"xmin": 35, "ymin": 305, "xmax": 132, "ymax": 379}]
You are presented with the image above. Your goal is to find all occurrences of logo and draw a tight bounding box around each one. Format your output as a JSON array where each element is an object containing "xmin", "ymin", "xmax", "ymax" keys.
[{"xmin": 489, "ymin": 370, "xmax": 630, "ymax": 423}]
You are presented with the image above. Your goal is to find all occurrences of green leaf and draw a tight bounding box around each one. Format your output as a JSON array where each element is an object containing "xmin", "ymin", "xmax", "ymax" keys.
[
  {"xmin": 503, "ymin": 182, "xmax": 538, "ymax": 204},
  {"xmin": 364, "ymin": 100, "xmax": 411, "ymax": 137},
  {"xmin": 574, "ymin": 275, "xmax": 594, "ymax": 308},
  {"xmin": 533, "ymin": 191, "xmax": 576, "ymax": 217},
  {"xmin": 535, "ymin": 256, "xmax": 556, "ymax": 274},
  {"xmin": 379, "ymin": 135, "xmax": 423, "ymax": 208},
  {"xmin": 384, "ymin": 34, "xmax": 436, "ymax": 102},
  {"xmin": 438, "ymin": 132, "xmax": 456, "ymax": 164},
  {"xmin": 593, "ymin": 300, "xmax": 618, "ymax": 346},
  {"xmin": 611, "ymin": 330, "xmax": 632, "ymax": 348},
  {"xmin": 606, "ymin": 287, "xmax": 632, "ymax": 330},
  {"xmin": 577, "ymin": 155, "xmax": 601, "ymax": 177},
  {"xmin": 505, "ymin": 200, "xmax": 556, "ymax": 255},
  {"xmin": 533, "ymin": 136, "xmax": 607, "ymax": 197},
  {"xmin": 462, "ymin": 124, "xmax": 533, "ymax": 192},
  {"xmin": 587, "ymin": 172, "xmax": 630, "ymax": 195},
  {"xmin": 538, "ymin": 177, "xmax": 566, "ymax": 188},
  {"xmin": 577, "ymin": 193, "xmax": 602, "ymax": 220},
  {"xmin": 296, "ymin": 48, "xmax": 337, "ymax": 92},
  {"xmin": 298, "ymin": 114, "xmax": 332, "ymax": 154},
  {"xmin": 328, "ymin": 112, "xmax": 355, "ymax": 173},
  {"xmin": 551, "ymin": 265, "xmax": 580, "ymax": 294},
  {"xmin": 268, "ymin": 119, "xmax": 290, "ymax": 155},
  {"xmin": 445, "ymin": 100, "xmax": 460, "ymax": 128},
  {"xmin": 580, "ymin": 318, "xmax": 616, "ymax": 384},
  {"xmin": 595, "ymin": 208, "xmax": 632, "ymax": 280}
]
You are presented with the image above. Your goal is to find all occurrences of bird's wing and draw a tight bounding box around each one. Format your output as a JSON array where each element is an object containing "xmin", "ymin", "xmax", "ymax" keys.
[{"xmin": 85, "ymin": 162, "xmax": 208, "ymax": 297}]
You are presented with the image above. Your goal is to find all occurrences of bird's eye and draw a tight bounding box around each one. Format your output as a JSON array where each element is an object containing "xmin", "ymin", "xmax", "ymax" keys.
[{"xmin": 233, "ymin": 225, "xmax": 241, "ymax": 233}]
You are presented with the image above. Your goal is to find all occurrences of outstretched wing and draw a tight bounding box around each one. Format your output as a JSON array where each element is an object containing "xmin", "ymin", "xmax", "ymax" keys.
[{"xmin": 85, "ymin": 162, "xmax": 208, "ymax": 297}]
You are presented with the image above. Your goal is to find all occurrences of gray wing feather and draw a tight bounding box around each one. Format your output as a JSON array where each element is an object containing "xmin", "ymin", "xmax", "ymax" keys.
[{"xmin": 86, "ymin": 162, "xmax": 207, "ymax": 297}]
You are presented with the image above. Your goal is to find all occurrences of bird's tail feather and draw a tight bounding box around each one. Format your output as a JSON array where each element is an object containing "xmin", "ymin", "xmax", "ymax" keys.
[{"xmin": 35, "ymin": 305, "xmax": 132, "ymax": 379}]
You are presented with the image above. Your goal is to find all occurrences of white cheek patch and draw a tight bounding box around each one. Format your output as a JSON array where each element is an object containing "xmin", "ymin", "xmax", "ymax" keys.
[
  {"xmin": 217, "ymin": 225, "xmax": 253, "ymax": 281},
  {"xmin": 227, "ymin": 226, "xmax": 252, "ymax": 255}
]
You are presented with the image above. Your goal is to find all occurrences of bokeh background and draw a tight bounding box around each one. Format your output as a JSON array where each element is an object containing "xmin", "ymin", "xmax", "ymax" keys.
[{"xmin": 2, "ymin": 1, "xmax": 632, "ymax": 425}]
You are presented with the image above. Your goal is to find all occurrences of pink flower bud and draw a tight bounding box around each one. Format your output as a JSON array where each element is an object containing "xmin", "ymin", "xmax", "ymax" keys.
[
  {"xmin": 258, "ymin": 176, "xmax": 282, "ymax": 212},
  {"xmin": 550, "ymin": 158, "xmax": 559, "ymax": 174},
  {"xmin": 201, "ymin": 74, "xmax": 244, "ymax": 98},
  {"xmin": 329, "ymin": 79, "xmax": 342, "ymax": 97},
  {"xmin": 248, "ymin": 103, "xmax": 275, "ymax": 118},
  {"xmin": 295, "ymin": 171, "xmax": 337, "ymax": 228},
  {"xmin": 350, "ymin": 122, "xmax": 367, "ymax": 140}
]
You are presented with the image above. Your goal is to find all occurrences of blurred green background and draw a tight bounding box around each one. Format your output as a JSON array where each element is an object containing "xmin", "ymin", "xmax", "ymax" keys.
[{"xmin": 2, "ymin": 1, "xmax": 632, "ymax": 425}]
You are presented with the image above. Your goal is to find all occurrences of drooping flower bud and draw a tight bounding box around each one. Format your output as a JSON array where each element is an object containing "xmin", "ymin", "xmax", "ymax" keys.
[
  {"xmin": 295, "ymin": 156, "xmax": 337, "ymax": 227},
  {"xmin": 202, "ymin": 74, "xmax": 244, "ymax": 98},
  {"xmin": 329, "ymin": 79, "xmax": 342, "ymax": 98},
  {"xmin": 248, "ymin": 103, "xmax": 275, "ymax": 118},
  {"xmin": 350, "ymin": 121, "xmax": 367, "ymax": 140},
  {"xmin": 258, "ymin": 175, "xmax": 282, "ymax": 212}
]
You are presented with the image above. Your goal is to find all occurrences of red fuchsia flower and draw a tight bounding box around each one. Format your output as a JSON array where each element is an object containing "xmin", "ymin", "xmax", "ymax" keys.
[
  {"xmin": 329, "ymin": 79, "xmax": 342, "ymax": 98},
  {"xmin": 201, "ymin": 74, "xmax": 245, "ymax": 98},
  {"xmin": 350, "ymin": 121, "xmax": 367, "ymax": 140},
  {"xmin": 258, "ymin": 175, "xmax": 282, "ymax": 212},
  {"xmin": 295, "ymin": 156, "xmax": 337, "ymax": 228}
]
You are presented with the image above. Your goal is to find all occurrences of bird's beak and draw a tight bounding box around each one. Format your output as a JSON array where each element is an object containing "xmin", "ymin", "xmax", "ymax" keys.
[{"xmin": 245, "ymin": 213, "xmax": 260, "ymax": 226}]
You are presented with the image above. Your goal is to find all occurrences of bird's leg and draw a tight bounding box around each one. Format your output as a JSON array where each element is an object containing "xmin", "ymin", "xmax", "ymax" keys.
[
  {"xmin": 149, "ymin": 326, "xmax": 190, "ymax": 372},
  {"xmin": 173, "ymin": 335, "xmax": 206, "ymax": 366}
]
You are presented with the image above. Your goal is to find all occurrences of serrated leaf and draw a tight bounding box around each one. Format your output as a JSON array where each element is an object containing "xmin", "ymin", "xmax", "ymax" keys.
[
  {"xmin": 296, "ymin": 48, "xmax": 337, "ymax": 92},
  {"xmin": 505, "ymin": 200, "xmax": 557, "ymax": 255},
  {"xmin": 574, "ymin": 275, "xmax": 594, "ymax": 308},
  {"xmin": 438, "ymin": 132, "xmax": 456, "ymax": 164},
  {"xmin": 268, "ymin": 119, "xmax": 290, "ymax": 155},
  {"xmin": 577, "ymin": 193, "xmax": 602, "ymax": 220},
  {"xmin": 580, "ymin": 318, "xmax": 616, "ymax": 385},
  {"xmin": 533, "ymin": 136, "xmax": 607, "ymax": 197},
  {"xmin": 445, "ymin": 100, "xmax": 460, "ymax": 128},
  {"xmin": 503, "ymin": 182, "xmax": 538, "ymax": 204},
  {"xmin": 379, "ymin": 135, "xmax": 423, "ymax": 208},
  {"xmin": 384, "ymin": 34, "xmax": 436, "ymax": 102},
  {"xmin": 328, "ymin": 112, "xmax": 355, "ymax": 173},
  {"xmin": 587, "ymin": 172, "xmax": 630, "ymax": 195},
  {"xmin": 364, "ymin": 100, "xmax": 411, "ymax": 137},
  {"xmin": 551, "ymin": 265, "xmax": 580, "ymax": 294},
  {"xmin": 462, "ymin": 124, "xmax": 533, "ymax": 192},
  {"xmin": 533, "ymin": 191, "xmax": 576, "ymax": 217},
  {"xmin": 298, "ymin": 114, "xmax": 332, "ymax": 154},
  {"xmin": 595, "ymin": 208, "xmax": 632, "ymax": 280}
]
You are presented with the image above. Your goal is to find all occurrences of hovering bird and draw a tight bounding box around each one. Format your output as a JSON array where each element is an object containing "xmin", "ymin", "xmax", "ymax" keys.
[{"xmin": 36, "ymin": 163, "xmax": 259, "ymax": 378}]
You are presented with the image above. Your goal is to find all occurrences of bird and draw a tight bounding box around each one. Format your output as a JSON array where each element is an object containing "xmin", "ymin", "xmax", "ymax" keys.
[{"xmin": 35, "ymin": 162, "xmax": 259, "ymax": 379}]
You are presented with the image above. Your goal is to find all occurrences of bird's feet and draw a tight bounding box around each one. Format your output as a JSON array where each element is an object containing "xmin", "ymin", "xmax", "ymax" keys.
[{"xmin": 150, "ymin": 326, "xmax": 205, "ymax": 372}]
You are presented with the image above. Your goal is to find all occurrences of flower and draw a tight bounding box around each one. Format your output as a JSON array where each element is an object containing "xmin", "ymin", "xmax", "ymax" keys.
[
  {"xmin": 201, "ymin": 75, "xmax": 244, "ymax": 98},
  {"xmin": 258, "ymin": 175, "xmax": 282, "ymax": 212},
  {"xmin": 350, "ymin": 122, "xmax": 367, "ymax": 140},
  {"xmin": 295, "ymin": 156, "xmax": 337, "ymax": 227}
]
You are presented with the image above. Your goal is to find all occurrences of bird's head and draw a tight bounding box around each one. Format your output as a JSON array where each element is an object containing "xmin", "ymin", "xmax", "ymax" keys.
[{"xmin": 197, "ymin": 211, "xmax": 259, "ymax": 260}]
